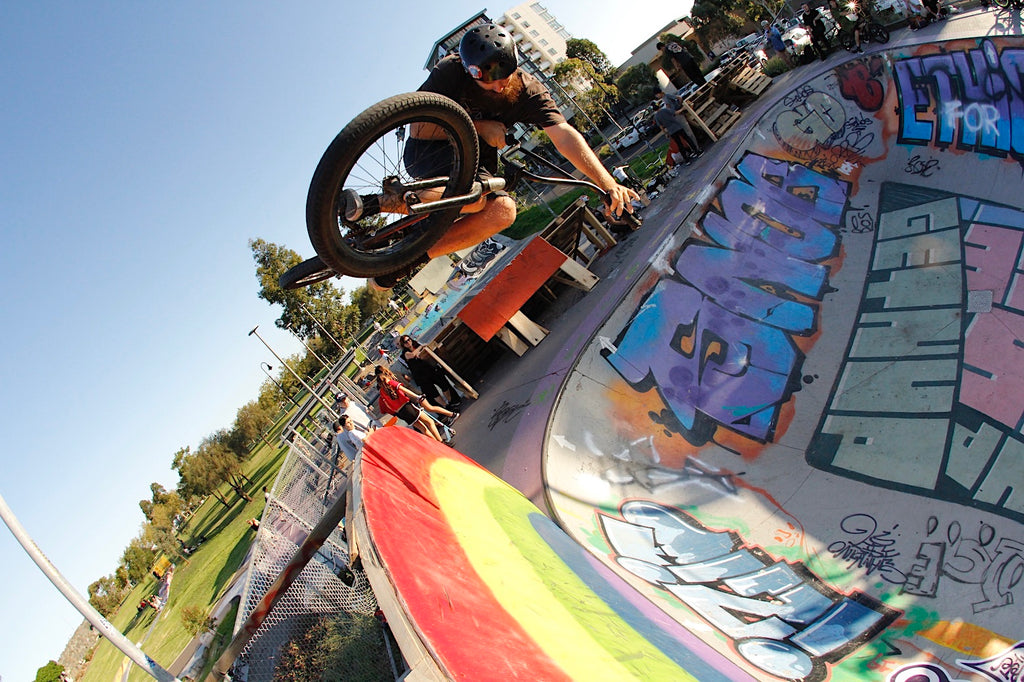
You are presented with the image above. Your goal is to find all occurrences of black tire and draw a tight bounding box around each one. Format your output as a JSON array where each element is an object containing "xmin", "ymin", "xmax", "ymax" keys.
[
  {"xmin": 279, "ymin": 255, "xmax": 336, "ymax": 290},
  {"xmin": 306, "ymin": 92, "xmax": 479, "ymax": 279},
  {"xmin": 839, "ymin": 29, "xmax": 856, "ymax": 51},
  {"xmin": 994, "ymin": 0, "xmax": 1011, "ymax": 9},
  {"xmin": 868, "ymin": 22, "xmax": 889, "ymax": 44}
]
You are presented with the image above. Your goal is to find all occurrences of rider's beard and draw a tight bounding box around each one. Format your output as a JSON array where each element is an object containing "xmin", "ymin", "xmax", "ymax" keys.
[{"xmin": 477, "ymin": 72, "xmax": 524, "ymax": 108}]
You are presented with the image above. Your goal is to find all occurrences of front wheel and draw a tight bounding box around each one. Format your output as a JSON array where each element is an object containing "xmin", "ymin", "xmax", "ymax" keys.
[
  {"xmin": 838, "ymin": 29, "xmax": 856, "ymax": 51},
  {"xmin": 867, "ymin": 22, "xmax": 889, "ymax": 43},
  {"xmin": 306, "ymin": 92, "xmax": 479, "ymax": 279}
]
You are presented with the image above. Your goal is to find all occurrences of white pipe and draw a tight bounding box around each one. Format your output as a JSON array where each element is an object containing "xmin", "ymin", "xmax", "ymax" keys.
[{"xmin": 0, "ymin": 492, "xmax": 181, "ymax": 682}]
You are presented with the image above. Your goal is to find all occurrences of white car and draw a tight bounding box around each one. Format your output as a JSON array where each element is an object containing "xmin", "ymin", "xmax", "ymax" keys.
[
  {"xmin": 609, "ymin": 127, "xmax": 641, "ymax": 151},
  {"xmin": 782, "ymin": 25, "xmax": 812, "ymax": 53}
]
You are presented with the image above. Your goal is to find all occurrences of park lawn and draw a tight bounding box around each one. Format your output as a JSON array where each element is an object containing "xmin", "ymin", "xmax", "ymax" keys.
[
  {"xmin": 81, "ymin": 421, "xmax": 292, "ymax": 681},
  {"xmin": 500, "ymin": 144, "xmax": 669, "ymax": 242}
]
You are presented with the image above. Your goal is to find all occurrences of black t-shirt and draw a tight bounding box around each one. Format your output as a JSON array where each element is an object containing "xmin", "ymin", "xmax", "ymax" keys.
[{"xmin": 419, "ymin": 55, "xmax": 565, "ymax": 130}]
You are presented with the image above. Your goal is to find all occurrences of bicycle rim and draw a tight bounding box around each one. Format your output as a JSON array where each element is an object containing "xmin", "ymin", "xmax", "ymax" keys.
[{"xmin": 307, "ymin": 93, "xmax": 478, "ymax": 279}]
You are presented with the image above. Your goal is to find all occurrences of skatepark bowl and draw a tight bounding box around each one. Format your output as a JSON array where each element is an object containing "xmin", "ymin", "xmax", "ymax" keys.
[{"xmin": 346, "ymin": 17, "xmax": 1024, "ymax": 682}]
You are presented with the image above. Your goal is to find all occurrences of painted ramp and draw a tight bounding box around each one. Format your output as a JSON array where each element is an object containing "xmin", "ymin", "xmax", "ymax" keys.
[
  {"xmin": 544, "ymin": 34, "xmax": 1024, "ymax": 682},
  {"xmin": 354, "ymin": 427, "xmax": 754, "ymax": 680}
]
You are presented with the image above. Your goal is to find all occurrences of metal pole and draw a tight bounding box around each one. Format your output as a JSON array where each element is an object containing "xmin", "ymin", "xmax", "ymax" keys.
[
  {"xmin": 249, "ymin": 326, "xmax": 338, "ymax": 420},
  {"xmin": 289, "ymin": 328, "xmax": 332, "ymax": 371},
  {"xmin": 0, "ymin": 493, "xmax": 181, "ymax": 682},
  {"xmin": 261, "ymin": 362, "xmax": 301, "ymax": 409},
  {"xmin": 299, "ymin": 302, "xmax": 347, "ymax": 354}
]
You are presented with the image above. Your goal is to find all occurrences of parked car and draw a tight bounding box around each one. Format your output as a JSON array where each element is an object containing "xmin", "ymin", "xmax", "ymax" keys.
[
  {"xmin": 783, "ymin": 24, "xmax": 812, "ymax": 54},
  {"xmin": 631, "ymin": 107, "xmax": 658, "ymax": 138},
  {"xmin": 609, "ymin": 126, "xmax": 641, "ymax": 151}
]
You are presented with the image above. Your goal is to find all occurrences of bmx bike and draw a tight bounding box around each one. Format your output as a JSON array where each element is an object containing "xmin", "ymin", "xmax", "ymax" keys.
[
  {"xmin": 837, "ymin": 19, "xmax": 890, "ymax": 50},
  {"xmin": 280, "ymin": 91, "xmax": 640, "ymax": 290}
]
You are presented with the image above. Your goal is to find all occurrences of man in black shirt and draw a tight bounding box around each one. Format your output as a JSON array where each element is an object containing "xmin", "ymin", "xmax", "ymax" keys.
[{"xmin": 359, "ymin": 24, "xmax": 638, "ymax": 288}]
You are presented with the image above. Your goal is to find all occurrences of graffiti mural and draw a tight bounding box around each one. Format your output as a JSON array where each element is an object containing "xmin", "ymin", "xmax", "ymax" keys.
[
  {"xmin": 603, "ymin": 152, "xmax": 848, "ymax": 444},
  {"xmin": 539, "ymin": 34, "xmax": 1024, "ymax": 682},
  {"xmin": 599, "ymin": 500, "xmax": 900, "ymax": 682},
  {"xmin": 807, "ymin": 185, "xmax": 1024, "ymax": 524}
]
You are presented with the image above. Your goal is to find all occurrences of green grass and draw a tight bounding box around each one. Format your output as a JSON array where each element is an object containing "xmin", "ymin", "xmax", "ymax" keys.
[
  {"xmin": 500, "ymin": 144, "xmax": 670, "ymax": 242},
  {"xmin": 81, "ymin": 420, "xmax": 292, "ymax": 681}
]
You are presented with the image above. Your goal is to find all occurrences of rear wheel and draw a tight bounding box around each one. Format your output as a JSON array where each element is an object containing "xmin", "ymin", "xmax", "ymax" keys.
[
  {"xmin": 306, "ymin": 92, "xmax": 479, "ymax": 278},
  {"xmin": 279, "ymin": 255, "xmax": 336, "ymax": 290},
  {"xmin": 867, "ymin": 22, "xmax": 889, "ymax": 43}
]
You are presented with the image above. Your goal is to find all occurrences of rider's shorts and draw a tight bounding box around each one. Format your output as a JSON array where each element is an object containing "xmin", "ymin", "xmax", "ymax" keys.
[{"xmin": 404, "ymin": 138, "xmax": 509, "ymax": 198}]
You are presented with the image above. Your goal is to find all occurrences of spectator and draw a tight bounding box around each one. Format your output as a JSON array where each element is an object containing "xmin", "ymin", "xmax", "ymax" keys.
[
  {"xmin": 761, "ymin": 20, "xmax": 793, "ymax": 66},
  {"xmin": 398, "ymin": 335, "xmax": 462, "ymax": 409},
  {"xmin": 801, "ymin": 3, "xmax": 830, "ymax": 60},
  {"xmin": 657, "ymin": 40, "xmax": 706, "ymax": 86},
  {"xmin": 332, "ymin": 415, "xmax": 374, "ymax": 464},
  {"xmin": 374, "ymin": 365, "xmax": 456, "ymax": 442},
  {"xmin": 654, "ymin": 91, "xmax": 703, "ymax": 162},
  {"xmin": 335, "ymin": 392, "xmax": 380, "ymax": 431}
]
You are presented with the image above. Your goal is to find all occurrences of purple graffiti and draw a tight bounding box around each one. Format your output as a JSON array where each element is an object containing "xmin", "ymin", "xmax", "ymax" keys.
[
  {"xmin": 605, "ymin": 153, "xmax": 849, "ymax": 443},
  {"xmin": 894, "ymin": 40, "xmax": 1024, "ymax": 156},
  {"xmin": 600, "ymin": 500, "xmax": 900, "ymax": 682}
]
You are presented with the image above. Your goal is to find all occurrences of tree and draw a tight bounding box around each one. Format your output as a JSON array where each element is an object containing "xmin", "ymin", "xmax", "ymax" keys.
[
  {"xmin": 139, "ymin": 482, "xmax": 183, "ymax": 525},
  {"xmin": 565, "ymin": 38, "xmax": 613, "ymax": 76},
  {"xmin": 687, "ymin": 1, "xmax": 745, "ymax": 47},
  {"xmin": 234, "ymin": 399, "xmax": 276, "ymax": 449},
  {"xmin": 35, "ymin": 660, "xmax": 65, "ymax": 682},
  {"xmin": 121, "ymin": 535, "xmax": 157, "ymax": 585},
  {"xmin": 250, "ymin": 238, "xmax": 348, "ymax": 339},
  {"xmin": 88, "ymin": 574, "xmax": 127, "ymax": 617},
  {"xmin": 616, "ymin": 64, "xmax": 660, "ymax": 105},
  {"xmin": 349, "ymin": 285, "xmax": 392, "ymax": 323}
]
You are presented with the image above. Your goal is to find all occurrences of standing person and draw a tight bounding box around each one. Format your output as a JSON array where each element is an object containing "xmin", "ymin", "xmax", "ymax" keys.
[
  {"xmin": 656, "ymin": 40, "xmax": 706, "ymax": 86},
  {"xmin": 801, "ymin": 3, "xmax": 830, "ymax": 60},
  {"xmin": 354, "ymin": 23, "xmax": 638, "ymax": 289},
  {"xmin": 654, "ymin": 91, "xmax": 703, "ymax": 162},
  {"xmin": 374, "ymin": 365, "xmax": 456, "ymax": 442},
  {"xmin": 826, "ymin": 0, "xmax": 855, "ymax": 46},
  {"xmin": 761, "ymin": 20, "xmax": 793, "ymax": 66},
  {"xmin": 398, "ymin": 335, "xmax": 462, "ymax": 409}
]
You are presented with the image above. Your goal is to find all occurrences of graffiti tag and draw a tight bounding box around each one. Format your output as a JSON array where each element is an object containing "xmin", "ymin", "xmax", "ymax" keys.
[
  {"xmin": 600, "ymin": 500, "xmax": 900, "ymax": 681},
  {"xmin": 604, "ymin": 153, "xmax": 848, "ymax": 444}
]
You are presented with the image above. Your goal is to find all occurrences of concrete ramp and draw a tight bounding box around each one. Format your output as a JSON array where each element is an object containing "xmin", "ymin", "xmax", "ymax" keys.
[{"xmin": 544, "ymin": 32, "xmax": 1024, "ymax": 682}]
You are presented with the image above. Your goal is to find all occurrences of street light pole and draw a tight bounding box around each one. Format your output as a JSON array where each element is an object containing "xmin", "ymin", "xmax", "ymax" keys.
[
  {"xmin": 289, "ymin": 329, "xmax": 332, "ymax": 371},
  {"xmin": 299, "ymin": 302, "xmax": 347, "ymax": 354},
  {"xmin": 249, "ymin": 326, "xmax": 338, "ymax": 420},
  {"xmin": 260, "ymin": 362, "xmax": 300, "ymax": 409}
]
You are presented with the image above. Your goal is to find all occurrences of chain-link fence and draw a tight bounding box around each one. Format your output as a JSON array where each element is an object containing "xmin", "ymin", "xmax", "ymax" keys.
[{"xmin": 230, "ymin": 432, "xmax": 402, "ymax": 680}]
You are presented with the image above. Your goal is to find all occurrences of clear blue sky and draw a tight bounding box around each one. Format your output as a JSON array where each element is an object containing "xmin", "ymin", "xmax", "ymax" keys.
[{"xmin": 0, "ymin": 2, "xmax": 689, "ymax": 678}]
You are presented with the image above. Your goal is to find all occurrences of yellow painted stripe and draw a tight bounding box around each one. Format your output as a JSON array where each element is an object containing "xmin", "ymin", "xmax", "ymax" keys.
[{"xmin": 431, "ymin": 457, "xmax": 696, "ymax": 681}]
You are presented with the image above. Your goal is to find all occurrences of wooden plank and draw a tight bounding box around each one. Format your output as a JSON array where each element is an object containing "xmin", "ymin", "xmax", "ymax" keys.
[
  {"xmin": 506, "ymin": 310, "xmax": 548, "ymax": 345},
  {"xmin": 557, "ymin": 256, "xmax": 599, "ymax": 291},
  {"xmin": 495, "ymin": 325, "xmax": 530, "ymax": 356}
]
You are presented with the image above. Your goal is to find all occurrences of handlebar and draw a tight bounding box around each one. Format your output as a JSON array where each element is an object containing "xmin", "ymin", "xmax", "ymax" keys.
[{"xmin": 500, "ymin": 143, "xmax": 642, "ymax": 229}]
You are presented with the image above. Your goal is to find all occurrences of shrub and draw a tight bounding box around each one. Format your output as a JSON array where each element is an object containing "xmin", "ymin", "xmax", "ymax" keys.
[
  {"xmin": 763, "ymin": 56, "xmax": 792, "ymax": 77},
  {"xmin": 180, "ymin": 605, "xmax": 215, "ymax": 636}
]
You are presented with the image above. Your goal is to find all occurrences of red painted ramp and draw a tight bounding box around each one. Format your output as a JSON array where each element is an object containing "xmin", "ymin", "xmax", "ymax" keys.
[{"xmin": 353, "ymin": 426, "xmax": 752, "ymax": 681}]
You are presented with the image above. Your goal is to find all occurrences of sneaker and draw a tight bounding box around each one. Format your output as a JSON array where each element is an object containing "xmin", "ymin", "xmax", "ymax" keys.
[
  {"xmin": 444, "ymin": 411, "xmax": 460, "ymax": 426},
  {"xmin": 341, "ymin": 189, "xmax": 381, "ymax": 222}
]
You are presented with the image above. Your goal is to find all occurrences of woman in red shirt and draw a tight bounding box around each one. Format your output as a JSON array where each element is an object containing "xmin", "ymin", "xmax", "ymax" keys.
[{"xmin": 374, "ymin": 366, "xmax": 456, "ymax": 442}]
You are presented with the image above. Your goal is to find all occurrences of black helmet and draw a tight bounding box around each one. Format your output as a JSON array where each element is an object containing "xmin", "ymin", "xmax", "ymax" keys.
[{"xmin": 459, "ymin": 23, "xmax": 518, "ymax": 82}]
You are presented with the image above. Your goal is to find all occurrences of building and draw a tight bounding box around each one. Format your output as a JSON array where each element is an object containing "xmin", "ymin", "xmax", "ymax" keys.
[
  {"xmin": 494, "ymin": 2, "xmax": 573, "ymax": 79},
  {"xmin": 615, "ymin": 18, "xmax": 705, "ymax": 91}
]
